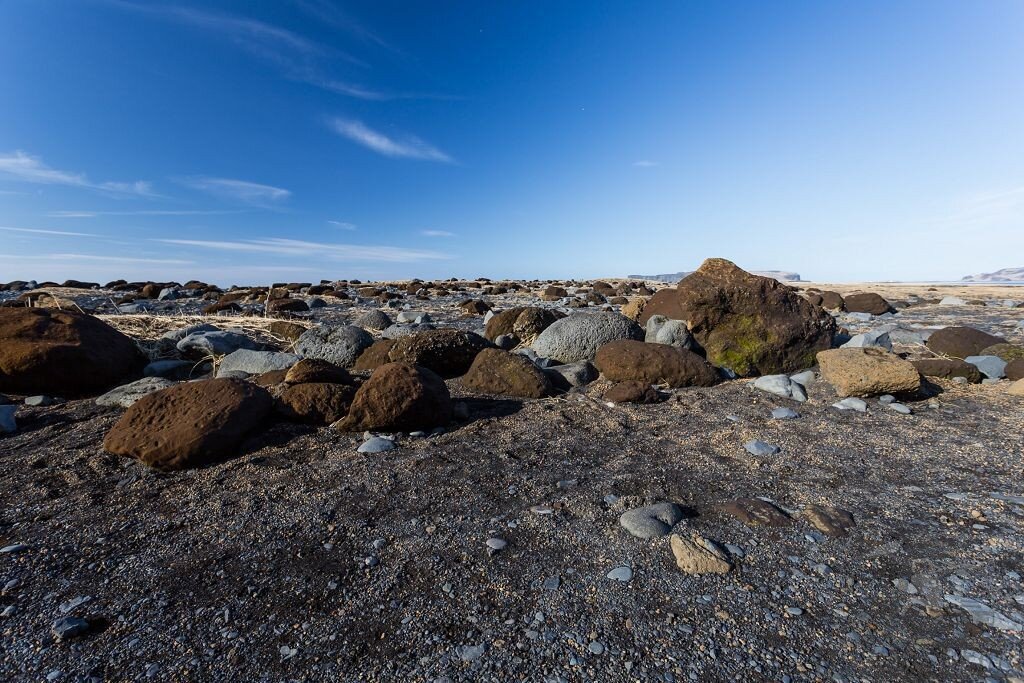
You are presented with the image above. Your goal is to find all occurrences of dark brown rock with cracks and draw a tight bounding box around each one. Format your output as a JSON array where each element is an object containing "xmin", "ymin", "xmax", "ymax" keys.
[
  {"xmin": 0, "ymin": 308, "xmax": 145, "ymax": 396},
  {"xmin": 268, "ymin": 320, "xmax": 307, "ymax": 341},
  {"xmin": 594, "ymin": 340, "xmax": 719, "ymax": 387},
  {"xmin": 718, "ymin": 498, "xmax": 791, "ymax": 527},
  {"xmin": 843, "ymin": 293, "xmax": 894, "ymax": 315},
  {"xmin": 638, "ymin": 258, "xmax": 835, "ymax": 376},
  {"xmin": 603, "ymin": 381, "xmax": 662, "ymax": 404},
  {"xmin": 353, "ymin": 339, "xmax": 398, "ymax": 373},
  {"xmin": 912, "ymin": 358, "xmax": 982, "ymax": 383},
  {"xmin": 484, "ymin": 307, "xmax": 565, "ymax": 344},
  {"xmin": 103, "ymin": 378, "xmax": 272, "ymax": 470},
  {"xmin": 336, "ymin": 362, "xmax": 451, "ymax": 432},
  {"xmin": 387, "ymin": 329, "xmax": 492, "ymax": 378},
  {"xmin": 462, "ymin": 348, "xmax": 553, "ymax": 398},
  {"xmin": 276, "ymin": 383, "xmax": 355, "ymax": 424},
  {"xmin": 803, "ymin": 504, "xmax": 855, "ymax": 537},
  {"xmin": 927, "ymin": 326, "xmax": 1007, "ymax": 360}
]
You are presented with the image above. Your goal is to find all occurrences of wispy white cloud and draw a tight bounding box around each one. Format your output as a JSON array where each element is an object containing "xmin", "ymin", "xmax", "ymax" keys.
[
  {"xmin": 48, "ymin": 209, "xmax": 244, "ymax": 218},
  {"xmin": 420, "ymin": 229, "xmax": 455, "ymax": 237},
  {"xmin": 154, "ymin": 237, "xmax": 450, "ymax": 262},
  {"xmin": 0, "ymin": 151, "xmax": 156, "ymax": 197},
  {"xmin": 0, "ymin": 226, "xmax": 99, "ymax": 237},
  {"xmin": 180, "ymin": 177, "xmax": 291, "ymax": 205},
  {"xmin": 932, "ymin": 185, "xmax": 1024, "ymax": 229},
  {"xmin": 328, "ymin": 220, "xmax": 357, "ymax": 230},
  {"xmin": 633, "ymin": 160, "xmax": 659, "ymax": 167},
  {"xmin": 329, "ymin": 118, "xmax": 453, "ymax": 162},
  {"xmin": 48, "ymin": 253, "xmax": 195, "ymax": 265}
]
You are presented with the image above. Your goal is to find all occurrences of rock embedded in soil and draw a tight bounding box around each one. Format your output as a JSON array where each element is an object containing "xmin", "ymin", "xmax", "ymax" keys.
[
  {"xmin": 217, "ymin": 349, "xmax": 299, "ymax": 376},
  {"xmin": 283, "ymin": 358, "xmax": 352, "ymax": 385},
  {"xmin": 669, "ymin": 533, "xmax": 733, "ymax": 574},
  {"xmin": 718, "ymin": 498, "xmax": 791, "ymax": 526},
  {"xmin": 843, "ymin": 292, "xmax": 894, "ymax": 316},
  {"xmin": 0, "ymin": 308, "xmax": 145, "ymax": 396},
  {"xmin": 802, "ymin": 503, "xmax": 856, "ymax": 537},
  {"xmin": 95, "ymin": 377, "xmax": 176, "ymax": 408},
  {"xmin": 926, "ymin": 326, "xmax": 1006, "ymax": 360},
  {"xmin": 816, "ymin": 347, "xmax": 922, "ymax": 397},
  {"xmin": 619, "ymin": 502, "xmax": 684, "ymax": 538},
  {"xmin": 336, "ymin": 362, "xmax": 452, "ymax": 432},
  {"xmin": 912, "ymin": 358, "xmax": 982, "ymax": 383},
  {"xmin": 964, "ymin": 355, "xmax": 1007, "ymax": 379},
  {"xmin": 593, "ymin": 339, "xmax": 719, "ymax": 387},
  {"xmin": 103, "ymin": 378, "xmax": 273, "ymax": 470},
  {"xmin": 387, "ymin": 329, "xmax": 492, "ymax": 378},
  {"xmin": 604, "ymin": 380, "xmax": 663, "ymax": 404},
  {"xmin": 638, "ymin": 258, "xmax": 835, "ymax": 376},
  {"xmin": 751, "ymin": 374, "xmax": 808, "ymax": 402},
  {"xmin": 275, "ymin": 382, "xmax": 355, "ymax": 424},
  {"xmin": 295, "ymin": 324, "xmax": 374, "ymax": 368},
  {"xmin": 462, "ymin": 348, "xmax": 553, "ymax": 398},
  {"xmin": 542, "ymin": 360, "xmax": 598, "ymax": 390}
]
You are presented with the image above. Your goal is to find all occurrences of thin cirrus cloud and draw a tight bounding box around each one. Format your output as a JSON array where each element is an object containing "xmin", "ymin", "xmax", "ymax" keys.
[
  {"xmin": 180, "ymin": 177, "xmax": 292, "ymax": 205},
  {"xmin": 328, "ymin": 220, "xmax": 357, "ymax": 230},
  {"xmin": 329, "ymin": 118, "xmax": 454, "ymax": 163},
  {"xmin": 48, "ymin": 209, "xmax": 244, "ymax": 218},
  {"xmin": 420, "ymin": 229, "xmax": 456, "ymax": 237},
  {"xmin": 0, "ymin": 225, "xmax": 99, "ymax": 237},
  {"xmin": 154, "ymin": 237, "xmax": 450, "ymax": 263},
  {"xmin": 47, "ymin": 253, "xmax": 195, "ymax": 265},
  {"xmin": 0, "ymin": 151, "xmax": 156, "ymax": 197},
  {"xmin": 633, "ymin": 160, "xmax": 659, "ymax": 167}
]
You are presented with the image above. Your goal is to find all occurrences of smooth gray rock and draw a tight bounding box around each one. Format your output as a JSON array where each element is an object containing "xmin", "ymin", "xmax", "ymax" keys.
[
  {"xmin": 24, "ymin": 395, "xmax": 54, "ymax": 407},
  {"xmin": 644, "ymin": 315, "xmax": 693, "ymax": 348},
  {"xmin": 0, "ymin": 405, "xmax": 15, "ymax": 433},
  {"xmin": 160, "ymin": 323, "xmax": 219, "ymax": 343},
  {"xmin": 771, "ymin": 407, "xmax": 799, "ymax": 419},
  {"xmin": 619, "ymin": 502, "xmax": 684, "ymax": 538},
  {"xmin": 381, "ymin": 323, "xmax": 436, "ymax": 339},
  {"xmin": 607, "ymin": 566, "xmax": 633, "ymax": 582},
  {"xmin": 887, "ymin": 402, "xmax": 912, "ymax": 414},
  {"xmin": 354, "ymin": 309, "xmax": 393, "ymax": 331},
  {"xmin": 543, "ymin": 361, "xmax": 598, "ymax": 390},
  {"xmin": 217, "ymin": 349, "xmax": 299, "ymax": 376},
  {"xmin": 833, "ymin": 397, "xmax": 868, "ymax": 412},
  {"xmin": 95, "ymin": 377, "xmax": 175, "ymax": 408},
  {"xmin": 532, "ymin": 311, "xmax": 643, "ymax": 363},
  {"xmin": 51, "ymin": 617, "xmax": 90, "ymax": 641},
  {"xmin": 752, "ymin": 375, "xmax": 807, "ymax": 402},
  {"xmin": 841, "ymin": 330, "xmax": 892, "ymax": 351},
  {"xmin": 886, "ymin": 327, "xmax": 933, "ymax": 345},
  {"xmin": 295, "ymin": 324, "xmax": 374, "ymax": 367},
  {"xmin": 789, "ymin": 370, "xmax": 816, "ymax": 387},
  {"xmin": 144, "ymin": 359, "xmax": 198, "ymax": 380},
  {"xmin": 494, "ymin": 334, "xmax": 518, "ymax": 350},
  {"xmin": 744, "ymin": 440, "xmax": 780, "ymax": 456},
  {"xmin": 358, "ymin": 436, "xmax": 396, "ymax": 453},
  {"xmin": 177, "ymin": 330, "xmax": 259, "ymax": 358},
  {"xmin": 397, "ymin": 311, "xmax": 430, "ymax": 324},
  {"xmin": 965, "ymin": 355, "xmax": 1007, "ymax": 379}
]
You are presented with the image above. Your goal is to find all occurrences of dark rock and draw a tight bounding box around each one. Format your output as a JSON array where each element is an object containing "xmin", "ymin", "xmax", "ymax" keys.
[
  {"xmin": 926, "ymin": 326, "xmax": 1007, "ymax": 360},
  {"xmin": 284, "ymin": 358, "xmax": 352, "ymax": 385},
  {"xmin": 604, "ymin": 381, "xmax": 663, "ymax": 404},
  {"xmin": 387, "ymin": 329, "xmax": 491, "ymax": 378},
  {"xmin": 594, "ymin": 339, "xmax": 719, "ymax": 387},
  {"xmin": 912, "ymin": 358, "xmax": 982, "ymax": 383},
  {"xmin": 462, "ymin": 348, "xmax": 553, "ymax": 398},
  {"xmin": 276, "ymin": 383, "xmax": 355, "ymax": 424},
  {"xmin": 336, "ymin": 362, "xmax": 451, "ymax": 432},
  {"xmin": 844, "ymin": 293, "xmax": 893, "ymax": 315}
]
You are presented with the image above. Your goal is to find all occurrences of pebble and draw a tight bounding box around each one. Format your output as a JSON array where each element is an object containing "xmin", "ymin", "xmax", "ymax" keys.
[
  {"xmin": 771, "ymin": 407, "xmax": 799, "ymax": 420},
  {"xmin": 744, "ymin": 440, "xmax": 781, "ymax": 456},
  {"xmin": 357, "ymin": 437, "xmax": 396, "ymax": 453},
  {"xmin": 832, "ymin": 397, "xmax": 867, "ymax": 412},
  {"xmin": 619, "ymin": 502, "xmax": 684, "ymax": 538},
  {"xmin": 0, "ymin": 405, "xmax": 15, "ymax": 433},
  {"xmin": 887, "ymin": 402, "xmax": 911, "ymax": 414},
  {"xmin": 485, "ymin": 538, "xmax": 507, "ymax": 552},
  {"xmin": 51, "ymin": 616, "xmax": 90, "ymax": 641},
  {"xmin": 607, "ymin": 566, "xmax": 633, "ymax": 582},
  {"xmin": 785, "ymin": 607, "xmax": 803, "ymax": 616},
  {"xmin": 459, "ymin": 644, "xmax": 486, "ymax": 662},
  {"xmin": 542, "ymin": 575, "xmax": 561, "ymax": 591},
  {"xmin": 0, "ymin": 543, "xmax": 29, "ymax": 554},
  {"xmin": 588, "ymin": 641, "xmax": 605, "ymax": 655},
  {"xmin": 24, "ymin": 395, "xmax": 55, "ymax": 406}
]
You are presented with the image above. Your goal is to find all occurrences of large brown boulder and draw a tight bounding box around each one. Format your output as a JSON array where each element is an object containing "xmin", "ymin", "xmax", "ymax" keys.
[
  {"xmin": 604, "ymin": 380, "xmax": 663, "ymax": 404},
  {"xmin": 0, "ymin": 308, "xmax": 145, "ymax": 396},
  {"xmin": 276, "ymin": 383, "xmax": 355, "ymax": 424},
  {"xmin": 816, "ymin": 348, "xmax": 921, "ymax": 397},
  {"xmin": 336, "ymin": 362, "xmax": 451, "ymax": 432},
  {"xmin": 462, "ymin": 348, "xmax": 553, "ymax": 398},
  {"xmin": 387, "ymin": 329, "xmax": 491, "ymax": 378},
  {"xmin": 1005, "ymin": 358, "xmax": 1024, "ymax": 381},
  {"xmin": 844, "ymin": 293, "xmax": 894, "ymax": 315},
  {"xmin": 821, "ymin": 291, "xmax": 845, "ymax": 311},
  {"xmin": 594, "ymin": 340, "xmax": 719, "ymax": 387},
  {"xmin": 912, "ymin": 358, "xmax": 982, "ymax": 383},
  {"xmin": 638, "ymin": 259, "xmax": 835, "ymax": 376},
  {"xmin": 484, "ymin": 307, "xmax": 564, "ymax": 344},
  {"xmin": 103, "ymin": 378, "xmax": 272, "ymax": 470},
  {"xmin": 926, "ymin": 326, "xmax": 1006, "ymax": 360},
  {"xmin": 284, "ymin": 358, "xmax": 352, "ymax": 385},
  {"xmin": 979, "ymin": 343, "xmax": 1024, "ymax": 362},
  {"xmin": 353, "ymin": 339, "xmax": 397, "ymax": 373}
]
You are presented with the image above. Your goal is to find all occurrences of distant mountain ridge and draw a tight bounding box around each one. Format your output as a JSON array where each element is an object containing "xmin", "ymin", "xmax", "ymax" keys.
[
  {"xmin": 962, "ymin": 267, "xmax": 1024, "ymax": 282},
  {"xmin": 628, "ymin": 270, "xmax": 801, "ymax": 283}
]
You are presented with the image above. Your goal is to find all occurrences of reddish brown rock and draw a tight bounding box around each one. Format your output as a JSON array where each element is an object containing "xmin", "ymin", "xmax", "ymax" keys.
[
  {"xmin": 268, "ymin": 320, "xmax": 307, "ymax": 342},
  {"xmin": 266, "ymin": 298, "xmax": 309, "ymax": 314},
  {"xmin": 717, "ymin": 498, "xmax": 791, "ymax": 527},
  {"xmin": 276, "ymin": 382, "xmax": 355, "ymax": 424},
  {"xmin": 603, "ymin": 380, "xmax": 662, "ymax": 404},
  {"xmin": 103, "ymin": 378, "xmax": 272, "ymax": 470},
  {"xmin": 353, "ymin": 339, "xmax": 398, "ymax": 373},
  {"xmin": 284, "ymin": 358, "xmax": 352, "ymax": 385},
  {"xmin": 484, "ymin": 307, "xmax": 564, "ymax": 344},
  {"xmin": 387, "ymin": 329, "xmax": 491, "ymax": 378},
  {"xmin": 462, "ymin": 348, "xmax": 553, "ymax": 398},
  {"xmin": 336, "ymin": 362, "xmax": 451, "ymax": 432},
  {"xmin": 912, "ymin": 358, "xmax": 982, "ymax": 383},
  {"xmin": 844, "ymin": 292, "xmax": 894, "ymax": 315},
  {"xmin": 926, "ymin": 326, "xmax": 1006, "ymax": 360},
  {"xmin": 459, "ymin": 299, "xmax": 491, "ymax": 316},
  {"xmin": 594, "ymin": 340, "xmax": 719, "ymax": 387},
  {"xmin": 0, "ymin": 308, "xmax": 145, "ymax": 396},
  {"xmin": 638, "ymin": 259, "xmax": 835, "ymax": 376}
]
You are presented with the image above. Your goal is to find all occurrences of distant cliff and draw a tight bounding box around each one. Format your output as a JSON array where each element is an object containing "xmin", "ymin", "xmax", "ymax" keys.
[
  {"xmin": 961, "ymin": 267, "xmax": 1024, "ymax": 282},
  {"xmin": 629, "ymin": 270, "xmax": 801, "ymax": 283}
]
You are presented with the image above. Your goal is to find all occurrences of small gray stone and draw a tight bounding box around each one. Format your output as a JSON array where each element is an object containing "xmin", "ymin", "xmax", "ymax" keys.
[
  {"xmin": 143, "ymin": 359, "xmax": 197, "ymax": 380},
  {"xmin": 887, "ymin": 402, "xmax": 912, "ymax": 414},
  {"xmin": 964, "ymin": 355, "xmax": 1007, "ymax": 379},
  {"xmin": 752, "ymin": 375, "xmax": 807, "ymax": 402},
  {"xmin": 160, "ymin": 323, "xmax": 220, "ymax": 343},
  {"xmin": 832, "ymin": 397, "xmax": 868, "ymax": 412},
  {"xmin": 217, "ymin": 349, "xmax": 299, "ymax": 376},
  {"xmin": 543, "ymin": 361, "xmax": 598, "ymax": 390},
  {"xmin": 177, "ymin": 330, "xmax": 259, "ymax": 358},
  {"xmin": 358, "ymin": 437, "xmax": 396, "ymax": 453},
  {"xmin": 841, "ymin": 330, "xmax": 892, "ymax": 351},
  {"xmin": 485, "ymin": 538, "xmax": 507, "ymax": 552},
  {"xmin": 95, "ymin": 377, "xmax": 175, "ymax": 408},
  {"xmin": 25, "ymin": 395, "xmax": 55, "ymax": 406},
  {"xmin": 744, "ymin": 440, "xmax": 780, "ymax": 456},
  {"xmin": 459, "ymin": 644, "xmax": 485, "ymax": 662},
  {"xmin": 607, "ymin": 566, "xmax": 633, "ymax": 582},
  {"xmin": 771, "ymin": 407, "xmax": 799, "ymax": 420},
  {"xmin": 51, "ymin": 616, "xmax": 90, "ymax": 641}
]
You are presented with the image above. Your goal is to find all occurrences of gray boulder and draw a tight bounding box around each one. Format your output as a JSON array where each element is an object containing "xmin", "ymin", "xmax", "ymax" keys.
[
  {"xmin": 144, "ymin": 359, "xmax": 199, "ymax": 380},
  {"xmin": 543, "ymin": 361, "xmax": 598, "ymax": 390},
  {"xmin": 965, "ymin": 355, "xmax": 1007, "ymax": 379},
  {"xmin": 751, "ymin": 374, "xmax": 807, "ymax": 402},
  {"xmin": 96, "ymin": 377, "xmax": 176, "ymax": 408},
  {"xmin": 531, "ymin": 312, "xmax": 643, "ymax": 363},
  {"xmin": 354, "ymin": 309, "xmax": 394, "ymax": 331},
  {"xmin": 381, "ymin": 323, "xmax": 436, "ymax": 339},
  {"xmin": 295, "ymin": 324, "xmax": 374, "ymax": 367},
  {"xmin": 160, "ymin": 323, "xmax": 219, "ymax": 343},
  {"xmin": 217, "ymin": 349, "xmax": 300, "ymax": 376},
  {"xmin": 644, "ymin": 315, "xmax": 694, "ymax": 348},
  {"xmin": 177, "ymin": 330, "xmax": 259, "ymax": 358},
  {"xmin": 841, "ymin": 330, "xmax": 892, "ymax": 351}
]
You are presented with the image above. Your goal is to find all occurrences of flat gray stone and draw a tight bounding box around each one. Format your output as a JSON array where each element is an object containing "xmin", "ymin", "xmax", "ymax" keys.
[
  {"xmin": 217, "ymin": 349, "xmax": 299, "ymax": 376},
  {"xmin": 744, "ymin": 440, "xmax": 781, "ymax": 456},
  {"xmin": 358, "ymin": 437, "xmax": 396, "ymax": 453},
  {"xmin": 295, "ymin": 324, "xmax": 374, "ymax": 367},
  {"xmin": 607, "ymin": 566, "xmax": 633, "ymax": 582},
  {"xmin": 95, "ymin": 377, "xmax": 175, "ymax": 408},
  {"xmin": 832, "ymin": 397, "xmax": 868, "ymax": 412},
  {"xmin": 964, "ymin": 355, "xmax": 1007, "ymax": 379},
  {"xmin": 752, "ymin": 375, "xmax": 807, "ymax": 402},
  {"xmin": 771, "ymin": 407, "xmax": 799, "ymax": 420}
]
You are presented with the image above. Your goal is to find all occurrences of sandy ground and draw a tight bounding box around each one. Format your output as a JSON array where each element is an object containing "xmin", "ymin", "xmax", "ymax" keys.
[{"xmin": 1, "ymin": 282, "xmax": 1023, "ymax": 682}]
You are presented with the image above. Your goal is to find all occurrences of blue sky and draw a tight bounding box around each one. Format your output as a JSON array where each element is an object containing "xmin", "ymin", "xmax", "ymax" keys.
[{"xmin": 1, "ymin": 1, "xmax": 1023, "ymax": 285}]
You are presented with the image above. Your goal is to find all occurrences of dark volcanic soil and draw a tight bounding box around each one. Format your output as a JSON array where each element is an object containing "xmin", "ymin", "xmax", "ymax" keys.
[{"xmin": 2, "ymin": 375, "xmax": 1023, "ymax": 682}]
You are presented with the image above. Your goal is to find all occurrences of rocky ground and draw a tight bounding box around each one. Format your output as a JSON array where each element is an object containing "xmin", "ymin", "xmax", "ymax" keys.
[{"xmin": 1, "ymin": 275, "xmax": 1023, "ymax": 682}]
